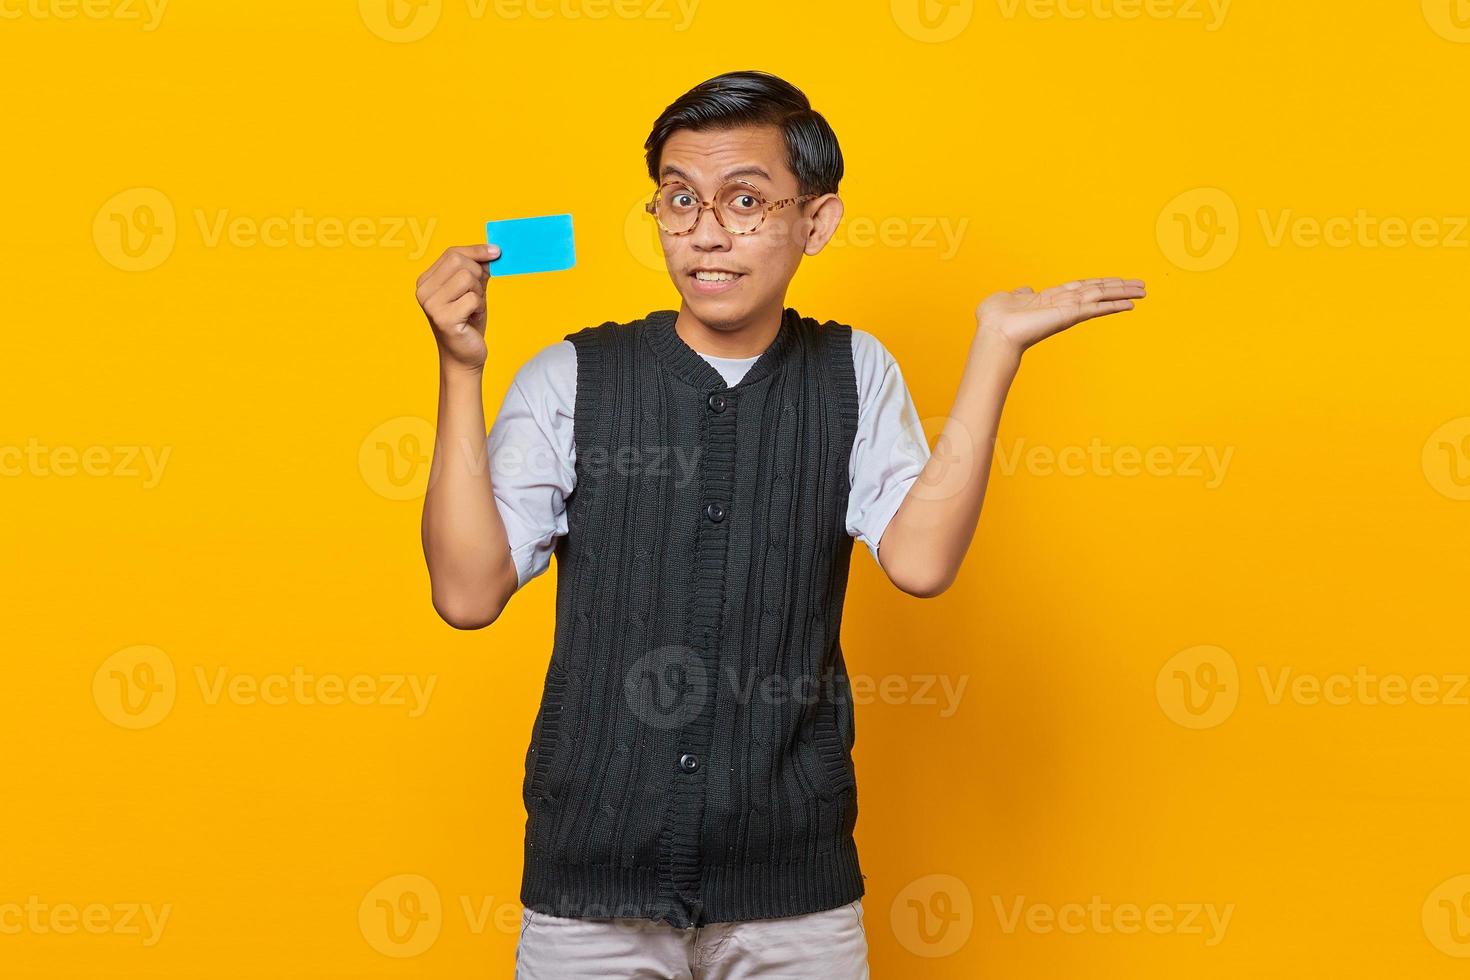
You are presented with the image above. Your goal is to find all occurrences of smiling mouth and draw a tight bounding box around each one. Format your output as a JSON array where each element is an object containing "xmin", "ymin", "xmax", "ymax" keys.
[{"xmin": 690, "ymin": 271, "xmax": 745, "ymax": 294}]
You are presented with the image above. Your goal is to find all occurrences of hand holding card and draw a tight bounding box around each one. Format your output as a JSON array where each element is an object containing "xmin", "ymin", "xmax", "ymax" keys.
[{"xmin": 484, "ymin": 213, "xmax": 577, "ymax": 276}]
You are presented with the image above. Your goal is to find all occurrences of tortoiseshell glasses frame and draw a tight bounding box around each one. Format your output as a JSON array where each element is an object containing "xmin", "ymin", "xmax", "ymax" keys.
[{"xmin": 644, "ymin": 178, "xmax": 819, "ymax": 236}]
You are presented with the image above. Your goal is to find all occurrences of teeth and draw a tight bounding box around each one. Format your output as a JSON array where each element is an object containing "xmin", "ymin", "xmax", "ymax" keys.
[{"xmin": 695, "ymin": 271, "xmax": 739, "ymax": 282}]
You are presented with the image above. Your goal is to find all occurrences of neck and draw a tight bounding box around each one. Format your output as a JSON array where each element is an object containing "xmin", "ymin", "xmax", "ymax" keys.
[{"xmin": 675, "ymin": 301, "xmax": 784, "ymax": 358}]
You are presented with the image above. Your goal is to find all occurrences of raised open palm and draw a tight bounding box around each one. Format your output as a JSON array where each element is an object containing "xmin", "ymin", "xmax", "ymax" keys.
[{"xmin": 977, "ymin": 277, "xmax": 1146, "ymax": 353}]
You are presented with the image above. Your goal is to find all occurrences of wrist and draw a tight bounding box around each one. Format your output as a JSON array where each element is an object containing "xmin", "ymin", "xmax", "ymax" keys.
[
  {"xmin": 972, "ymin": 322, "xmax": 1025, "ymax": 367},
  {"xmin": 439, "ymin": 355, "xmax": 485, "ymax": 384}
]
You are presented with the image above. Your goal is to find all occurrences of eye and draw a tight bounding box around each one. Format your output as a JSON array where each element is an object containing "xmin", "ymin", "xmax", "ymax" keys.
[
  {"xmin": 731, "ymin": 194, "xmax": 759, "ymax": 211},
  {"xmin": 671, "ymin": 192, "xmax": 695, "ymax": 209}
]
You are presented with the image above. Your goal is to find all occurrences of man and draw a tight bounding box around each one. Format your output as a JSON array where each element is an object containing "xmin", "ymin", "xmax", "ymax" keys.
[{"xmin": 416, "ymin": 70, "xmax": 1145, "ymax": 978}]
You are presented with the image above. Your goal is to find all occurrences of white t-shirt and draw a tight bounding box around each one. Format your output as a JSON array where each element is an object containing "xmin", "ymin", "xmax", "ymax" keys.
[{"xmin": 486, "ymin": 327, "xmax": 931, "ymax": 590}]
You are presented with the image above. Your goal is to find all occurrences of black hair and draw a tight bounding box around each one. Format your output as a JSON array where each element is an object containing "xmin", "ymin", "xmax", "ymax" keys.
[{"xmin": 643, "ymin": 70, "xmax": 844, "ymax": 198}]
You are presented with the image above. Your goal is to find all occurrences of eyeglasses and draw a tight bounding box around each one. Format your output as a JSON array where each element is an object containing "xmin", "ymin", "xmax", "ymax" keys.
[{"xmin": 645, "ymin": 178, "xmax": 818, "ymax": 236}]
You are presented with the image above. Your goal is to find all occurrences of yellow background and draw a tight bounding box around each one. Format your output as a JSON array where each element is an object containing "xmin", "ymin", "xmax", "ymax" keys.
[{"xmin": 4, "ymin": 0, "xmax": 1469, "ymax": 975}]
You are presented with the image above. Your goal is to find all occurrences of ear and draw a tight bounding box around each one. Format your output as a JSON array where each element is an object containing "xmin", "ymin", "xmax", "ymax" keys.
[{"xmin": 801, "ymin": 194, "xmax": 844, "ymax": 256}]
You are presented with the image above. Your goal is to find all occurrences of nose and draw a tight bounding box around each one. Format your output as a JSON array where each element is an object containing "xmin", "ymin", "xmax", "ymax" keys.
[{"xmin": 688, "ymin": 204, "xmax": 733, "ymax": 251}]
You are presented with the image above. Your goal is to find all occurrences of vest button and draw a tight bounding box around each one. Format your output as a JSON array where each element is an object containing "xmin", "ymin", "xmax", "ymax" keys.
[
  {"xmin": 706, "ymin": 392, "xmax": 727, "ymax": 413},
  {"xmin": 703, "ymin": 501, "xmax": 726, "ymax": 523},
  {"xmin": 678, "ymin": 752, "xmax": 700, "ymax": 772}
]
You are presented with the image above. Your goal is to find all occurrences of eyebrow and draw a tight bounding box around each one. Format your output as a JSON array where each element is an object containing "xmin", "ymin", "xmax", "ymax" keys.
[{"xmin": 659, "ymin": 165, "xmax": 773, "ymax": 184}]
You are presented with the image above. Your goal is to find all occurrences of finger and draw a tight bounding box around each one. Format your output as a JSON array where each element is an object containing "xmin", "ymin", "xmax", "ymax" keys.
[
  {"xmin": 1060, "ymin": 277, "xmax": 1145, "ymax": 291},
  {"xmin": 419, "ymin": 256, "xmax": 465, "ymax": 299},
  {"xmin": 418, "ymin": 244, "xmax": 498, "ymax": 289},
  {"xmin": 445, "ymin": 250, "xmax": 492, "ymax": 285},
  {"xmin": 416, "ymin": 250, "xmax": 450, "ymax": 289},
  {"xmin": 424, "ymin": 255, "xmax": 489, "ymax": 300},
  {"xmin": 1079, "ymin": 299, "xmax": 1136, "ymax": 318},
  {"xmin": 436, "ymin": 267, "xmax": 484, "ymax": 306},
  {"xmin": 441, "ymin": 290, "xmax": 485, "ymax": 328},
  {"xmin": 471, "ymin": 243, "xmax": 500, "ymax": 272},
  {"xmin": 1048, "ymin": 278, "xmax": 1114, "ymax": 299},
  {"xmin": 1013, "ymin": 285, "xmax": 1034, "ymax": 294},
  {"xmin": 1040, "ymin": 280, "xmax": 1104, "ymax": 303},
  {"xmin": 464, "ymin": 252, "xmax": 493, "ymax": 284},
  {"xmin": 448, "ymin": 243, "xmax": 498, "ymax": 264},
  {"xmin": 1077, "ymin": 283, "xmax": 1146, "ymax": 304}
]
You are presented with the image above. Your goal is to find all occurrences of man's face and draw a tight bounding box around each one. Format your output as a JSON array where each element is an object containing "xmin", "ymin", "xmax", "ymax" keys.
[{"xmin": 653, "ymin": 125, "xmax": 840, "ymax": 333}]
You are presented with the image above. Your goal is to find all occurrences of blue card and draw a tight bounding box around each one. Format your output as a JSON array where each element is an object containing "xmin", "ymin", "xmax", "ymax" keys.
[{"xmin": 484, "ymin": 213, "xmax": 576, "ymax": 276}]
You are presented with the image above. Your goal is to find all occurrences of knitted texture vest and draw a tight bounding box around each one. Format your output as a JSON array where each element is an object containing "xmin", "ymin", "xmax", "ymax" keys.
[{"xmin": 518, "ymin": 306, "xmax": 865, "ymax": 928}]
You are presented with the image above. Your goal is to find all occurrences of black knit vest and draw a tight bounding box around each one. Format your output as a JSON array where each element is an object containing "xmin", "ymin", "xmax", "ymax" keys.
[{"xmin": 518, "ymin": 306, "xmax": 864, "ymax": 929}]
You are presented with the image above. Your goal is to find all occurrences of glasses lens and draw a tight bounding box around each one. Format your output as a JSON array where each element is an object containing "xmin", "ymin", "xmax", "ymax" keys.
[
  {"xmin": 654, "ymin": 182, "xmax": 768, "ymax": 234},
  {"xmin": 716, "ymin": 182, "xmax": 765, "ymax": 233},
  {"xmin": 656, "ymin": 184, "xmax": 700, "ymax": 234}
]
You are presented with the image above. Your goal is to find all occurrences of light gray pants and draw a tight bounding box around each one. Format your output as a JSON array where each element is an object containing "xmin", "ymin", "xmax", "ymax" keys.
[{"xmin": 514, "ymin": 898, "xmax": 869, "ymax": 979}]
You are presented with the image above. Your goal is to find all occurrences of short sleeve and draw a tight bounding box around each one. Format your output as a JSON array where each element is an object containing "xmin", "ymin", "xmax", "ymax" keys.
[
  {"xmin": 845, "ymin": 329, "xmax": 930, "ymax": 563},
  {"xmin": 485, "ymin": 340, "xmax": 578, "ymax": 589}
]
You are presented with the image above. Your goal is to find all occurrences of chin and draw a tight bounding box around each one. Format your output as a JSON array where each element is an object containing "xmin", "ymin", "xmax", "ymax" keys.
[{"xmin": 681, "ymin": 292, "xmax": 753, "ymax": 329}]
